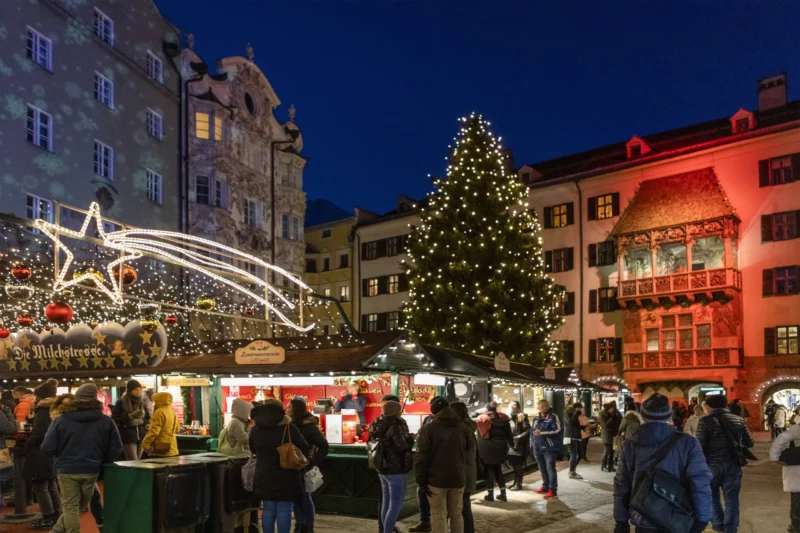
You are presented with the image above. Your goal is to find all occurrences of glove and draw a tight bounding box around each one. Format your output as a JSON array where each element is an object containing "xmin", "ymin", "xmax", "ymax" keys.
[
  {"xmin": 691, "ymin": 521, "xmax": 707, "ymax": 533},
  {"xmin": 613, "ymin": 521, "xmax": 630, "ymax": 533}
]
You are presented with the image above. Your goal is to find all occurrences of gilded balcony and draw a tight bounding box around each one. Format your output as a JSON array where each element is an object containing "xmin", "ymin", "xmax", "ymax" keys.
[{"xmin": 618, "ymin": 267, "xmax": 742, "ymax": 307}]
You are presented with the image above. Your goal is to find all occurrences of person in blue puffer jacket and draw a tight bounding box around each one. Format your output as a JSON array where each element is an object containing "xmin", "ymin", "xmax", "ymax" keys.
[
  {"xmin": 530, "ymin": 399, "xmax": 563, "ymax": 499},
  {"xmin": 613, "ymin": 393, "xmax": 712, "ymax": 533}
]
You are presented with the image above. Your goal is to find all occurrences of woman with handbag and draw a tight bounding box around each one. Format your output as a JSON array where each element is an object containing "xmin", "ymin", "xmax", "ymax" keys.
[
  {"xmin": 249, "ymin": 399, "xmax": 310, "ymax": 533},
  {"xmin": 141, "ymin": 392, "xmax": 179, "ymax": 457},
  {"xmin": 369, "ymin": 400, "xmax": 413, "ymax": 533},
  {"xmin": 289, "ymin": 397, "xmax": 329, "ymax": 533}
]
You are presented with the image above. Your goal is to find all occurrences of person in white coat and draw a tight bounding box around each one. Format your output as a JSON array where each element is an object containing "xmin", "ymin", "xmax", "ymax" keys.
[
  {"xmin": 770, "ymin": 423, "xmax": 800, "ymax": 533},
  {"xmin": 776, "ymin": 405, "xmax": 790, "ymax": 437}
]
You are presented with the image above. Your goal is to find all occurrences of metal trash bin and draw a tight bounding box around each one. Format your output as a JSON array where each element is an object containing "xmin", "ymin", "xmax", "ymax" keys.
[
  {"xmin": 104, "ymin": 456, "xmax": 210, "ymax": 533},
  {"xmin": 189, "ymin": 453, "xmax": 257, "ymax": 533}
]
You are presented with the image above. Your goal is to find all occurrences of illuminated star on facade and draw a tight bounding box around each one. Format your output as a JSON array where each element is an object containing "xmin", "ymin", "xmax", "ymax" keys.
[
  {"xmin": 94, "ymin": 333, "xmax": 107, "ymax": 346},
  {"xmin": 139, "ymin": 331, "xmax": 153, "ymax": 345},
  {"xmin": 76, "ymin": 355, "xmax": 90, "ymax": 369},
  {"xmin": 7, "ymin": 359, "xmax": 18, "ymax": 371}
]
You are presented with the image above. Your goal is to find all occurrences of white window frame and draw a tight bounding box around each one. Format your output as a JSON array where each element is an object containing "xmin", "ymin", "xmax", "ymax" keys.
[
  {"xmin": 244, "ymin": 199, "xmax": 262, "ymax": 229},
  {"xmin": 93, "ymin": 8, "xmax": 115, "ymax": 46},
  {"xmin": 339, "ymin": 284, "xmax": 350, "ymax": 302},
  {"xmin": 94, "ymin": 72, "xmax": 114, "ymax": 108},
  {"xmin": 26, "ymin": 104, "xmax": 52, "ymax": 151},
  {"xmin": 146, "ymin": 108, "xmax": 163, "ymax": 140},
  {"xmin": 388, "ymin": 274, "xmax": 399, "ymax": 294},
  {"xmin": 146, "ymin": 51, "xmax": 163, "ymax": 83},
  {"xmin": 26, "ymin": 27, "xmax": 52, "ymax": 71},
  {"xmin": 196, "ymin": 175, "xmax": 210, "ymax": 205},
  {"xmin": 93, "ymin": 140, "xmax": 113, "ymax": 180},
  {"xmin": 367, "ymin": 314, "xmax": 378, "ymax": 333},
  {"xmin": 323, "ymin": 287, "xmax": 331, "ymax": 298},
  {"xmin": 26, "ymin": 193, "xmax": 53, "ymax": 223},
  {"xmin": 146, "ymin": 169, "xmax": 162, "ymax": 205},
  {"xmin": 291, "ymin": 216, "xmax": 301, "ymax": 241}
]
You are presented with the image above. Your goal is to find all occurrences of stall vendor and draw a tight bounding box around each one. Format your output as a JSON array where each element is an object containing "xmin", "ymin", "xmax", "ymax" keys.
[{"xmin": 332, "ymin": 383, "xmax": 368, "ymax": 426}]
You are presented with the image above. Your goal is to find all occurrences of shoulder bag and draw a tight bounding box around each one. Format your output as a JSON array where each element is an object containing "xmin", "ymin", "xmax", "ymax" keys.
[
  {"xmin": 304, "ymin": 466, "xmax": 324, "ymax": 492},
  {"xmin": 713, "ymin": 413, "xmax": 757, "ymax": 465},
  {"xmin": 630, "ymin": 433, "xmax": 695, "ymax": 533},
  {"xmin": 278, "ymin": 425, "xmax": 309, "ymax": 470}
]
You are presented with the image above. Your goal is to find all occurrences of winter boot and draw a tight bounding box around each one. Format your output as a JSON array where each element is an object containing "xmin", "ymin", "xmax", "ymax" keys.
[
  {"xmin": 497, "ymin": 489, "xmax": 507, "ymax": 502},
  {"xmin": 409, "ymin": 522, "xmax": 431, "ymax": 532},
  {"xmin": 569, "ymin": 471, "xmax": 583, "ymax": 480},
  {"xmin": 483, "ymin": 491, "xmax": 494, "ymax": 502},
  {"xmin": 30, "ymin": 514, "xmax": 57, "ymax": 530}
]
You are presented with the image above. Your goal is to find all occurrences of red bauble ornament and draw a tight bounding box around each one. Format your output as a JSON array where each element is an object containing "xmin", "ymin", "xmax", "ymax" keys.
[
  {"xmin": 245, "ymin": 308, "xmax": 254, "ymax": 316},
  {"xmin": 16, "ymin": 314, "xmax": 34, "ymax": 328},
  {"xmin": 113, "ymin": 264, "xmax": 137, "ymax": 285},
  {"xmin": 44, "ymin": 325, "xmax": 51, "ymax": 331},
  {"xmin": 0, "ymin": 328, "xmax": 9, "ymax": 339},
  {"xmin": 45, "ymin": 301, "xmax": 74, "ymax": 325},
  {"xmin": 11, "ymin": 263, "xmax": 32, "ymax": 280},
  {"xmin": 165, "ymin": 315, "xmax": 178, "ymax": 325}
]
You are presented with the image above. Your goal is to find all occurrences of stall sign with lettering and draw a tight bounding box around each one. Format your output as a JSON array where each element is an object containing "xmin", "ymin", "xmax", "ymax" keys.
[
  {"xmin": 164, "ymin": 376, "xmax": 210, "ymax": 387},
  {"xmin": 494, "ymin": 352, "xmax": 511, "ymax": 373},
  {"xmin": 544, "ymin": 366, "xmax": 555, "ymax": 380},
  {"xmin": 235, "ymin": 340, "xmax": 286, "ymax": 365}
]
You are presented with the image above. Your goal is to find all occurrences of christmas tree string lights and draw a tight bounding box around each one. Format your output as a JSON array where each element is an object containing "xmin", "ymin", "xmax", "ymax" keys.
[{"xmin": 404, "ymin": 113, "xmax": 564, "ymax": 365}]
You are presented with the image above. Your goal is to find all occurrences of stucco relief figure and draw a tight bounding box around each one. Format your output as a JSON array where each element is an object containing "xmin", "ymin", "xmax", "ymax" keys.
[
  {"xmin": 712, "ymin": 302, "xmax": 738, "ymax": 338},
  {"xmin": 624, "ymin": 311, "xmax": 642, "ymax": 343},
  {"xmin": 695, "ymin": 305, "xmax": 713, "ymax": 323}
]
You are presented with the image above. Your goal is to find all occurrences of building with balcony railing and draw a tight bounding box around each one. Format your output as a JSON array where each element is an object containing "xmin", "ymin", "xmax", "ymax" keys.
[{"xmin": 524, "ymin": 74, "xmax": 800, "ymax": 427}]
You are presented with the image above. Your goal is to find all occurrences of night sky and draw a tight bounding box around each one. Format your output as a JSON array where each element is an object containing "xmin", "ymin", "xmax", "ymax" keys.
[{"xmin": 156, "ymin": 1, "xmax": 799, "ymax": 215}]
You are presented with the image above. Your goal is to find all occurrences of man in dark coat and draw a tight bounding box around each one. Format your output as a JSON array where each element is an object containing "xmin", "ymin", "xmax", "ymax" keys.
[
  {"xmin": 42, "ymin": 383, "xmax": 123, "ymax": 533},
  {"xmin": 507, "ymin": 401, "xmax": 531, "ymax": 490},
  {"xmin": 111, "ymin": 379, "xmax": 150, "ymax": 461},
  {"xmin": 599, "ymin": 401, "xmax": 622, "ymax": 472},
  {"xmin": 614, "ymin": 393, "xmax": 712, "ymax": 533},
  {"xmin": 415, "ymin": 406, "xmax": 472, "ymax": 533},
  {"xmin": 26, "ymin": 379, "xmax": 61, "ymax": 530},
  {"xmin": 289, "ymin": 397, "xmax": 329, "ymax": 533},
  {"xmin": 369, "ymin": 394, "xmax": 400, "ymax": 533},
  {"xmin": 249, "ymin": 399, "xmax": 310, "ymax": 533},
  {"xmin": 410, "ymin": 396, "xmax": 449, "ymax": 532},
  {"xmin": 695, "ymin": 395, "xmax": 754, "ymax": 533},
  {"xmin": 477, "ymin": 402, "xmax": 514, "ymax": 502}
]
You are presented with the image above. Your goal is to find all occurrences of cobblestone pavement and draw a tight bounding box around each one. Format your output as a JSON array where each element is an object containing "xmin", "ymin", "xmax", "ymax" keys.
[{"xmin": 0, "ymin": 434, "xmax": 788, "ymax": 532}]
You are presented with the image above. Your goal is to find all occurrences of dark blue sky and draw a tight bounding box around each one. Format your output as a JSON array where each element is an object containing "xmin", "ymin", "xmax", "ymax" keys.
[{"xmin": 157, "ymin": 1, "xmax": 799, "ymax": 214}]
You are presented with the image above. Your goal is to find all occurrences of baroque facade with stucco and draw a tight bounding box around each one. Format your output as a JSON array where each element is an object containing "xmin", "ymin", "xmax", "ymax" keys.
[{"xmin": 182, "ymin": 44, "xmax": 307, "ymax": 287}]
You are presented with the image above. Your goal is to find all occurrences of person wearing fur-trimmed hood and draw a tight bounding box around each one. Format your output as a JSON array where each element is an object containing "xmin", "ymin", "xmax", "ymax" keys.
[
  {"xmin": 111, "ymin": 379, "xmax": 150, "ymax": 460},
  {"xmin": 218, "ymin": 398, "xmax": 253, "ymax": 456}
]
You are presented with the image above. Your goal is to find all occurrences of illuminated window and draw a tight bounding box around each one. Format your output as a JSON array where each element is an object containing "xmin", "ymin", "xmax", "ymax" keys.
[
  {"xmin": 596, "ymin": 194, "xmax": 614, "ymax": 220},
  {"xmin": 94, "ymin": 72, "xmax": 113, "ymax": 108},
  {"xmin": 93, "ymin": 8, "xmax": 114, "ymax": 46},
  {"xmin": 646, "ymin": 329, "xmax": 659, "ymax": 351},
  {"xmin": 598, "ymin": 287, "xmax": 617, "ymax": 312},
  {"xmin": 146, "ymin": 109, "xmax": 162, "ymax": 140},
  {"xmin": 366, "ymin": 314, "xmax": 378, "ymax": 332},
  {"xmin": 323, "ymin": 287, "xmax": 331, "ymax": 297},
  {"xmin": 26, "ymin": 105, "xmax": 52, "ymax": 151},
  {"xmin": 146, "ymin": 170, "xmax": 162, "ymax": 205},
  {"xmin": 777, "ymin": 326, "xmax": 799, "ymax": 355},
  {"xmin": 146, "ymin": 51, "xmax": 163, "ymax": 83},
  {"xmin": 339, "ymin": 285, "xmax": 350, "ymax": 302},
  {"xmin": 388, "ymin": 311, "xmax": 400, "ymax": 330},
  {"xmin": 388, "ymin": 275, "xmax": 399, "ymax": 294},
  {"xmin": 26, "ymin": 194, "xmax": 53, "ymax": 223},
  {"xmin": 771, "ymin": 156, "xmax": 793, "ymax": 185},
  {"xmin": 93, "ymin": 140, "xmax": 113, "ymax": 180},
  {"xmin": 214, "ymin": 116, "xmax": 223, "ymax": 141},
  {"xmin": 368, "ymin": 278, "xmax": 379, "ymax": 297},
  {"xmin": 195, "ymin": 112, "xmax": 210, "ymax": 139},
  {"xmin": 26, "ymin": 27, "xmax": 52, "ymax": 71},
  {"xmin": 593, "ymin": 338, "xmax": 618, "ymax": 362},
  {"xmin": 551, "ymin": 204, "xmax": 568, "ymax": 228}
]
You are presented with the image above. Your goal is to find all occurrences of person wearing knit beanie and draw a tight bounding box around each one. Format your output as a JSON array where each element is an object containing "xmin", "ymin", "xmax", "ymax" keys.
[
  {"xmin": 382, "ymin": 400, "xmax": 402, "ymax": 418},
  {"xmin": 641, "ymin": 393, "xmax": 673, "ymax": 423},
  {"xmin": 112, "ymin": 379, "xmax": 148, "ymax": 460},
  {"xmin": 34, "ymin": 378, "xmax": 59, "ymax": 400},
  {"xmin": 75, "ymin": 383, "xmax": 99, "ymax": 402}
]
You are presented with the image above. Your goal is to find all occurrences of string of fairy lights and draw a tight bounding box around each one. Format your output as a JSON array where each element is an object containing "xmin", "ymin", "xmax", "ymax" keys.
[{"xmin": 403, "ymin": 113, "xmax": 565, "ymax": 365}]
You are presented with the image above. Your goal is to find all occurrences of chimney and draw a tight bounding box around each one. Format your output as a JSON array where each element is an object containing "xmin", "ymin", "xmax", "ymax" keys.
[{"xmin": 758, "ymin": 73, "xmax": 787, "ymax": 111}]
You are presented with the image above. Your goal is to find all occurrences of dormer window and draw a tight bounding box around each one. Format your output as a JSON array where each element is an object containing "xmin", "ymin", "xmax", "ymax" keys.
[
  {"xmin": 520, "ymin": 171, "xmax": 531, "ymax": 183},
  {"xmin": 730, "ymin": 108, "xmax": 755, "ymax": 134},
  {"xmin": 626, "ymin": 135, "xmax": 651, "ymax": 159}
]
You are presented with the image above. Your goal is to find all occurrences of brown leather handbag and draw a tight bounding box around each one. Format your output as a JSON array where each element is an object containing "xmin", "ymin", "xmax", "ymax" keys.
[
  {"xmin": 277, "ymin": 425, "xmax": 308, "ymax": 470},
  {"xmin": 153, "ymin": 414, "xmax": 179, "ymax": 454}
]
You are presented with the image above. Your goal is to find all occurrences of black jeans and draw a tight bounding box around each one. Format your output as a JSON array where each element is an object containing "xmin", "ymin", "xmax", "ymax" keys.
[
  {"xmin": 581, "ymin": 438, "xmax": 590, "ymax": 461},
  {"xmin": 416, "ymin": 483, "xmax": 431, "ymax": 524},
  {"xmin": 569, "ymin": 440, "xmax": 581, "ymax": 473},
  {"xmin": 462, "ymin": 491, "xmax": 474, "ymax": 533},
  {"xmin": 32, "ymin": 479, "xmax": 61, "ymax": 516},
  {"xmin": 791, "ymin": 492, "xmax": 800, "ymax": 533},
  {"xmin": 602, "ymin": 443, "xmax": 614, "ymax": 469},
  {"xmin": 508, "ymin": 455, "xmax": 525, "ymax": 486},
  {"xmin": 485, "ymin": 463, "xmax": 505, "ymax": 491},
  {"xmin": 709, "ymin": 462, "xmax": 742, "ymax": 533}
]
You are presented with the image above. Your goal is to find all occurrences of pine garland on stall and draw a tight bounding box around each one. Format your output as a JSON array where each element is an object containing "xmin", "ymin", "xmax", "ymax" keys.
[{"xmin": 404, "ymin": 113, "xmax": 564, "ymax": 365}]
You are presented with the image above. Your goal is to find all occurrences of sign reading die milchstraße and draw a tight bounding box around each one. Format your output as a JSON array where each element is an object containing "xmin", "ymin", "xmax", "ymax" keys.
[
  {"xmin": 0, "ymin": 321, "xmax": 168, "ymax": 372},
  {"xmin": 235, "ymin": 340, "xmax": 286, "ymax": 365}
]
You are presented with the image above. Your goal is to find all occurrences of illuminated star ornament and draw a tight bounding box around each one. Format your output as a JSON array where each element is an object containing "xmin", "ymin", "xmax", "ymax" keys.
[{"xmin": 35, "ymin": 202, "xmax": 315, "ymax": 333}]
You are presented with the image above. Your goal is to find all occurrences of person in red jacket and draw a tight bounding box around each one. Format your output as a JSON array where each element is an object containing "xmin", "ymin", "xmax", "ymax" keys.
[{"xmin": 13, "ymin": 386, "xmax": 36, "ymax": 422}]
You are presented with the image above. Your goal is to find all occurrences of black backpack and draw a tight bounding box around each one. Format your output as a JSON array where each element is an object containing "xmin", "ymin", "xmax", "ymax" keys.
[{"xmin": 630, "ymin": 433, "xmax": 695, "ymax": 533}]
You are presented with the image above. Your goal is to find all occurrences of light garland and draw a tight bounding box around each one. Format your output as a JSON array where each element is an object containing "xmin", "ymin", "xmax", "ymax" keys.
[
  {"xmin": 592, "ymin": 375, "xmax": 629, "ymax": 388},
  {"xmin": 753, "ymin": 375, "xmax": 800, "ymax": 402},
  {"xmin": 34, "ymin": 202, "xmax": 314, "ymax": 332}
]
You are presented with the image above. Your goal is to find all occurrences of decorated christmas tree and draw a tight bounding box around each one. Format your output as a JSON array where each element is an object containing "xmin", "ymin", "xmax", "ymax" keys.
[{"xmin": 404, "ymin": 113, "xmax": 564, "ymax": 365}]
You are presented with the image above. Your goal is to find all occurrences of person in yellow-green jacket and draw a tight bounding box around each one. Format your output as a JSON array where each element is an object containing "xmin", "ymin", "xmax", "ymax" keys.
[{"xmin": 142, "ymin": 392, "xmax": 179, "ymax": 457}]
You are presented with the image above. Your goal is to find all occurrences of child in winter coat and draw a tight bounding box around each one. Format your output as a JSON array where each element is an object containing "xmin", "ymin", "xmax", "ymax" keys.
[{"xmin": 770, "ymin": 423, "xmax": 800, "ymax": 533}]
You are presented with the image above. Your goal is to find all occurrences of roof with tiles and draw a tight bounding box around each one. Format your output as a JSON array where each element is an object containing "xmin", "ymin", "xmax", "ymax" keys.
[{"xmin": 610, "ymin": 168, "xmax": 737, "ymax": 236}]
